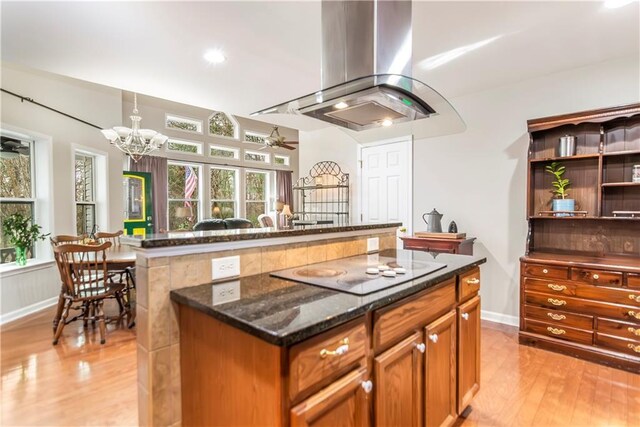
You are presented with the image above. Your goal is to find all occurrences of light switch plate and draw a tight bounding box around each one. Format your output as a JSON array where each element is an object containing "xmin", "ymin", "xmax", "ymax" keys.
[
  {"xmin": 367, "ymin": 237, "xmax": 380, "ymax": 253},
  {"xmin": 211, "ymin": 256, "xmax": 240, "ymax": 281}
]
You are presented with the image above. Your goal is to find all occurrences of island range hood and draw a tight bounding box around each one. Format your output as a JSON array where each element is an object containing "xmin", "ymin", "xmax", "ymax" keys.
[{"xmin": 252, "ymin": 0, "xmax": 465, "ymax": 141}]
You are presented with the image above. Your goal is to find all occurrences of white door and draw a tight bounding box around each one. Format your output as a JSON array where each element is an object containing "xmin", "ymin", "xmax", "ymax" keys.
[{"xmin": 360, "ymin": 139, "xmax": 412, "ymax": 235}]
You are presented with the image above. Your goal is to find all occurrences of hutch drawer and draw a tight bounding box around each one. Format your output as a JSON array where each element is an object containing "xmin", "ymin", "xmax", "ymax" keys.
[
  {"xmin": 595, "ymin": 333, "xmax": 640, "ymax": 358},
  {"xmin": 524, "ymin": 319, "xmax": 593, "ymax": 345},
  {"xmin": 523, "ymin": 277, "xmax": 640, "ymax": 307},
  {"xmin": 524, "ymin": 305, "xmax": 593, "ymax": 330},
  {"xmin": 596, "ymin": 318, "xmax": 640, "ymax": 343},
  {"xmin": 289, "ymin": 318, "xmax": 367, "ymax": 401},
  {"xmin": 570, "ymin": 268, "xmax": 623, "ymax": 287},
  {"xmin": 629, "ymin": 274, "xmax": 640, "ymax": 289},
  {"xmin": 458, "ymin": 267, "xmax": 480, "ymax": 302},
  {"xmin": 522, "ymin": 263, "xmax": 568, "ymax": 280}
]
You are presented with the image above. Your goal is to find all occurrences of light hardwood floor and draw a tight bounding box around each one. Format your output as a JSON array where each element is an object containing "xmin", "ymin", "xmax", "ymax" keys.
[{"xmin": 2, "ymin": 307, "xmax": 639, "ymax": 426}]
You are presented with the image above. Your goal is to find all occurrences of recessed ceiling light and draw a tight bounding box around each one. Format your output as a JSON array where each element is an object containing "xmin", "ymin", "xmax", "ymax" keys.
[
  {"xmin": 204, "ymin": 49, "xmax": 226, "ymax": 64},
  {"xmin": 381, "ymin": 119, "xmax": 393, "ymax": 127},
  {"xmin": 335, "ymin": 101, "xmax": 348, "ymax": 109},
  {"xmin": 604, "ymin": 0, "xmax": 635, "ymax": 8}
]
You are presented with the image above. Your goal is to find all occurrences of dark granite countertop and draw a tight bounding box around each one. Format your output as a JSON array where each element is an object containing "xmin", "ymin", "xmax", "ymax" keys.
[
  {"xmin": 122, "ymin": 222, "xmax": 401, "ymax": 249},
  {"xmin": 170, "ymin": 249, "xmax": 486, "ymax": 347}
]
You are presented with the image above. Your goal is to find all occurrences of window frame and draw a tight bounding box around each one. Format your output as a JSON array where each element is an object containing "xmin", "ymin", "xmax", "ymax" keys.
[
  {"xmin": 167, "ymin": 161, "xmax": 203, "ymax": 230},
  {"xmin": 209, "ymin": 144, "xmax": 239, "ymax": 160},
  {"xmin": 209, "ymin": 166, "xmax": 239, "ymax": 219},
  {"xmin": 166, "ymin": 138, "xmax": 204, "ymax": 155},
  {"xmin": 165, "ymin": 113, "xmax": 204, "ymax": 135},
  {"xmin": 244, "ymin": 169, "xmax": 272, "ymax": 226},
  {"xmin": 274, "ymin": 155, "xmax": 290, "ymax": 166},
  {"xmin": 243, "ymin": 130, "xmax": 269, "ymax": 145},
  {"xmin": 244, "ymin": 149, "xmax": 270, "ymax": 164},
  {"xmin": 208, "ymin": 111, "xmax": 240, "ymax": 140},
  {"xmin": 74, "ymin": 152, "xmax": 97, "ymax": 236}
]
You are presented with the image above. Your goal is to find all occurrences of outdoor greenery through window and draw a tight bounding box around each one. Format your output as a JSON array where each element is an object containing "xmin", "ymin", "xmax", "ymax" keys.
[
  {"xmin": 210, "ymin": 167, "xmax": 237, "ymax": 219},
  {"xmin": 209, "ymin": 112, "xmax": 236, "ymax": 138},
  {"xmin": 210, "ymin": 145, "xmax": 238, "ymax": 159},
  {"xmin": 0, "ymin": 138, "xmax": 34, "ymax": 263},
  {"xmin": 244, "ymin": 150, "xmax": 269, "ymax": 163},
  {"xmin": 75, "ymin": 153, "xmax": 96, "ymax": 235},
  {"xmin": 165, "ymin": 114, "xmax": 203, "ymax": 134},
  {"xmin": 274, "ymin": 155, "xmax": 290, "ymax": 166},
  {"xmin": 245, "ymin": 171, "xmax": 268, "ymax": 226},
  {"xmin": 168, "ymin": 163, "xmax": 200, "ymax": 230},
  {"xmin": 244, "ymin": 131, "xmax": 268, "ymax": 144},
  {"xmin": 167, "ymin": 139, "xmax": 202, "ymax": 154}
]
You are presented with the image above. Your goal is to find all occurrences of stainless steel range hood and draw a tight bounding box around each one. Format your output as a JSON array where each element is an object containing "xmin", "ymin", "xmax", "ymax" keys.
[{"xmin": 252, "ymin": 0, "xmax": 465, "ymax": 141}]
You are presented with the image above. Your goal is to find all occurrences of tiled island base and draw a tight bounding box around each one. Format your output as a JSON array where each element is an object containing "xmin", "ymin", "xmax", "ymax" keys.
[{"xmin": 134, "ymin": 229, "xmax": 397, "ymax": 426}]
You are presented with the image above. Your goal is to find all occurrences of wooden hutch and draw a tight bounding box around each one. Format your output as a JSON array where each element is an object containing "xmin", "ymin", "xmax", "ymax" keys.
[{"xmin": 520, "ymin": 103, "xmax": 640, "ymax": 372}]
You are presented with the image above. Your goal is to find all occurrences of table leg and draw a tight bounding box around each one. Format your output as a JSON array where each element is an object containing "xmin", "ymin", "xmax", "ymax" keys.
[{"xmin": 52, "ymin": 284, "xmax": 65, "ymax": 332}]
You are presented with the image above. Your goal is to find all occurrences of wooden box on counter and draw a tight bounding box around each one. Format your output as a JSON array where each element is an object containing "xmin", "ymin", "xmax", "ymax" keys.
[{"xmin": 401, "ymin": 236, "xmax": 476, "ymax": 255}]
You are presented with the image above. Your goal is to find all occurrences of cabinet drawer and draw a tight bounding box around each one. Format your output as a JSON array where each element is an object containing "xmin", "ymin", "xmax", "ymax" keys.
[
  {"xmin": 595, "ymin": 333, "xmax": 640, "ymax": 359},
  {"xmin": 522, "ymin": 263, "xmax": 568, "ymax": 280},
  {"xmin": 524, "ymin": 277, "xmax": 640, "ymax": 307},
  {"xmin": 289, "ymin": 318, "xmax": 367, "ymax": 401},
  {"xmin": 525, "ymin": 318, "xmax": 593, "ymax": 345},
  {"xmin": 571, "ymin": 268, "xmax": 623, "ymax": 287},
  {"xmin": 524, "ymin": 291, "xmax": 640, "ymax": 324},
  {"xmin": 373, "ymin": 279, "xmax": 456, "ymax": 352},
  {"xmin": 459, "ymin": 267, "xmax": 480, "ymax": 302},
  {"xmin": 524, "ymin": 304, "xmax": 593, "ymax": 330},
  {"xmin": 629, "ymin": 274, "xmax": 640, "ymax": 289},
  {"xmin": 596, "ymin": 318, "xmax": 640, "ymax": 343}
]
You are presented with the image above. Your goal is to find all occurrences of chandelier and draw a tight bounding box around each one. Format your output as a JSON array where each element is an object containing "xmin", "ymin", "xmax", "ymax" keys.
[{"xmin": 101, "ymin": 93, "xmax": 168, "ymax": 162}]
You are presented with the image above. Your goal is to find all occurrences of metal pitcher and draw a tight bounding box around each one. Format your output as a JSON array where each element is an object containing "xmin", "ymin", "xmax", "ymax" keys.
[{"xmin": 422, "ymin": 209, "xmax": 443, "ymax": 233}]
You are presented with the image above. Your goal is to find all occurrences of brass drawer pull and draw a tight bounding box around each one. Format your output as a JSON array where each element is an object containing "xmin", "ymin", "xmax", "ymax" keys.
[
  {"xmin": 547, "ymin": 327, "xmax": 566, "ymax": 335},
  {"xmin": 592, "ymin": 274, "xmax": 600, "ymax": 280},
  {"xmin": 627, "ymin": 327, "xmax": 640, "ymax": 337},
  {"xmin": 542, "ymin": 269, "xmax": 549, "ymax": 274},
  {"xmin": 547, "ymin": 298, "xmax": 567, "ymax": 306},
  {"xmin": 628, "ymin": 311, "xmax": 640, "ymax": 320},
  {"xmin": 320, "ymin": 338, "xmax": 349, "ymax": 358},
  {"xmin": 628, "ymin": 294, "xmax": 640, "ymax": 303},
  {"xmin": 547, "ymin": 312, "xmax": 566, "ymax": 321},
  {"xmin": 547, "ymin": 284, "xmax": 566, "ymax": 292},
  {"xmin": 466, "ymin": 278, "xmax": 480, "ymax": 285},
  {"xmin": 627, "ymin": 343, "xmax": 640, "ymax": 353}
]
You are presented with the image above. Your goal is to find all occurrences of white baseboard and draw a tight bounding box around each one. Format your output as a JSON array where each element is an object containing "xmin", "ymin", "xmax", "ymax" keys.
[
  {"xmin": 0, "ymin": 296, "xmax": 58, "ymax": 326},
  {"xmin": 481, "ymin": 310, "xmax": 519, "ymax": 327}
]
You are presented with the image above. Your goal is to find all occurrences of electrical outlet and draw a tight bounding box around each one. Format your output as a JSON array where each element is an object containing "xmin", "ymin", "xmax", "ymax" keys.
[
  {"xmin": 211, "ymin": 256, "xmax": 240, "ymax": 281},
  {"xmin": 211, "ymin": 281, "xmax": 240, "ymax": 305},
  {"xmin": 367, "ymin": 237, "xmax": 380, "ymax": 253}
]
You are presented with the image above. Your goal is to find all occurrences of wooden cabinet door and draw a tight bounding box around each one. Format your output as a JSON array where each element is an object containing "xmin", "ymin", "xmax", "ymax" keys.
[
  {"xmin": 457, "ymin": 296, "xmax": 481, "ymax": 414},
  {"xmin": 424, "ymin": 311, "xmax": 457, "ymax": 427},
  {"xmin": 373, "ymin": 332, "xmax": 423, "ymax": 427},
  {"xmin": 291, "ymin": 368, "xmax": 371, "ymax": 427}
]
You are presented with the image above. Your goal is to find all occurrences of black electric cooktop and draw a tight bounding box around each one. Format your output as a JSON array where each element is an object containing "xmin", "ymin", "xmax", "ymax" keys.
[{"xmin": 270, "ymin": 252, "xmax": 447, "ymax": 295}]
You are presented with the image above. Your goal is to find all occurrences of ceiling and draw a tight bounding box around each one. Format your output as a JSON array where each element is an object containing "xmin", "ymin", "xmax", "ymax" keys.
[{"xmin": 2, "ymin": 1, "xmax": 638, "ymax": 123}]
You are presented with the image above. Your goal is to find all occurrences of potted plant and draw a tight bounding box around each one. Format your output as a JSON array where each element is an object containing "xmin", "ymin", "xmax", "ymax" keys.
[
  {"xmin": 2, "ymin": 213, "xmax": 49, "ymax": 266},
  {"xmin": 545, "ymin": 161, "xmax": 574, "ymax": 217},
  {"xmin": 397, "ymin": 226, "xmax": 408, "ymax": 238}
]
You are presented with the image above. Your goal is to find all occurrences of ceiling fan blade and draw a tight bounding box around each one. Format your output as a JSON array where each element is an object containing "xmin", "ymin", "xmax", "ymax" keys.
[
  {"xmin": 281, "ymin": 144, "xmax": 296, "ymax": 150},
  {"xmin": 258, "ymin": 145, "xmax": 269, "ymax": 150},
  {"xmin": 285, "ymin": 141, "xmax": 299, "ymax": 144}
]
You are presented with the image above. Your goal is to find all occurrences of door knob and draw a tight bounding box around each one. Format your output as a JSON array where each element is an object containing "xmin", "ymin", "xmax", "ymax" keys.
[
  {"xmin": 415, "ymin": 343, "xmax": 426, "ymax": 353},
  {"xmin": 429, "ymin": 334, "xmax": 439, "ymax": 343},
  {"xmin": 461, "ymin": 313, "xmax": 469, "ymax": 320},
  {"xmin": 361, "ymin": 380, "xmax": 373, "ymax": 394}
]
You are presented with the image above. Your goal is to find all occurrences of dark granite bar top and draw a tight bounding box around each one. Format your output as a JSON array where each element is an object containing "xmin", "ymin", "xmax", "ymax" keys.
[
  {"xmin": 122, "ymin": 222, "xmax": 401, "ymax": 249},
  {"xmin": 170, "ymin": 249, "xmax": 486, "ymax": 347}
]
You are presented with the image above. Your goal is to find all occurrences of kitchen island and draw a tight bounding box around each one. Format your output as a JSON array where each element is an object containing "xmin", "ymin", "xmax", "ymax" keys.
[
  {"xmin": 171, "ymin": 250, "xmax": 486, "ymax": 427},
  {"xmin": 125, "ymin": 222, "xmax": 401, "ymax": 427}
]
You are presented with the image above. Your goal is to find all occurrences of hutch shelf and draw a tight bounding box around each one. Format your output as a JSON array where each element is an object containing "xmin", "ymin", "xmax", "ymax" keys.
[
  {"xmin": 520, "ymin": 103, "xmax": 640, "ymax": 373},
  {"xmin": 293, "ymin": 161, "xmax": 350, "ymax": 226}
]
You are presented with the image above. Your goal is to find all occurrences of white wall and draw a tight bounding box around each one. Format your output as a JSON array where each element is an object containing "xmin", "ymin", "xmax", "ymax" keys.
[
  {"xmin": 0, "ymin": 64, "xmax": 124, "ymax": 321},
  {"xmin": 299, "ymin": 55, "xmax": 640, "ymax": 324}
]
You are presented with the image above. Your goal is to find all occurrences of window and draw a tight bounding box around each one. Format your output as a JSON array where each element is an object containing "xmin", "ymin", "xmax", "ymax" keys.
[
  {"xmin": 208, "ymin": 112, "xmax": 238, "ymax": 138},
  {"xmin": 0, "ymin": 139, "xmax": 35, "ymax": 263},
  {"xmin": 244, "ymin": 150, "xmax": 270, "ymax": 163},
  {"xmin": 245, "ymin": 170, "xmax": 269, "ymax": 226},
  {"xmin": 165, "ymin": 114, "xmax": 203, "ymax": 134},
  {"xmin": 210, "ymin": 145, "xmax": 239, "ymax": 159},
  {"xmin": 244, "ymin": 131, "xmax": 268, "ymax": 145},
  {"xmin": 210, "ymin": 167, "xmax": 238, "ymax": 219},
  {"xmin": 75, "ymin": 153, "xmax": 96, "ymax": 235},
  {"xmin": 168, "ymin": 163, "xmax": 200, "ymax": 230},
  {"xmin": 167, "ymin": 139, "xmax": 203, "ymax": 155},
  {"xmin": 274, "ymin": 155, "xmax": 290, "ymax": 166}
]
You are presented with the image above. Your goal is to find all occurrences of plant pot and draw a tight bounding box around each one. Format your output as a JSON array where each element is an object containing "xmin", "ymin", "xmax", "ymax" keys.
[
  {"xmin": 552, "ymin": 199, "xmax": 575, "ymax": 217},
  {"xmin": 14, "ymin": 246, "xmax": 27, "ymax": 266}
]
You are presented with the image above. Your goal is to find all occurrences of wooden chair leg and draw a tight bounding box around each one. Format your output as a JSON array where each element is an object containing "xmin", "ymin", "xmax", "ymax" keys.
[
  {"xmin": 83, "ymin": 301, "xmax": 89, "ymax": 327},
  {"xmin": 96, "ymin": 300, "xmax": 107, "ymax": 345},
  {"xmin": 52, "ymin": 286, "xmax": 65, "ymax": 333},
  {"xmin": 52, "ymin": 299, "xmax": 71, "ymax": 345}
]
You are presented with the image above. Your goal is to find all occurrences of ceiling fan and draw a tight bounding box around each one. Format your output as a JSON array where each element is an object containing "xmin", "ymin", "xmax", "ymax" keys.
[
  {"xmin": 0, "ymin": 137, "xmax": 30, "ymax": 159},
  {"xmin": 260, "ymin": 126, "xmax": 298, "ymax": 150}
]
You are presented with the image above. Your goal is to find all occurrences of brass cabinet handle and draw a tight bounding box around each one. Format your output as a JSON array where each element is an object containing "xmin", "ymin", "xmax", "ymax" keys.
[
  {"xmin": 547, "ymin": 298, "xmax": 567, "ymax": 306},
  {"xmin": 361, "ymin": 380, "xmax": 373, "ymax": 394},
  {"xmin": 628, "ymin": 294, "xmax": 640, "ymax": 303},
  {"xmin": 627, "ymin": 343, "xmax": 640, "ymax": 353},
  {"xmin": 547, "ymin": 312, "xmax": 566, "ymax": 321},
  {"xmin": 466, "ymin": 278, "xmax": 480, "ymax": 285},
  {"xmin": 627, "ymin": 327, "xmax": 640, "ymax": 337},
  {"xmin": 461, "ymin": 313, "xmax": 469, "ymax": 320},
  {"xmin": 547, "ymin": 327, "xmax": 566, "ymax": 335},
  {"xmin": 592, "ymin": 274, "xmax": 600, "ymax": 280},
  {"xmin": 428, "ymin": 333, "xmax": 439, "ymax": 344},
  {"xmin": 320, "ymin": 338, "xmax": 349, "ymax": 358},
  {"xmin": 547, "ymin": 284, "xmax": 567, "ymax": 292},
  {"xmin": 628, "ymin": 311, "xmax": 640, "ymax": 320},
  {"xmin": 415, "ymin": 342, "xmax": 426, "ymax": 353},
  {"xmin": 542, "ymin": 269, "xmax": 549, "ymax": 274}
]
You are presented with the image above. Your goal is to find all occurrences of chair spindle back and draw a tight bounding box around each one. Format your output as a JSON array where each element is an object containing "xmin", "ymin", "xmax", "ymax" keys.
[{"xmin": 53, "ymin": 242, "xmax": 112, "ymax": 299}]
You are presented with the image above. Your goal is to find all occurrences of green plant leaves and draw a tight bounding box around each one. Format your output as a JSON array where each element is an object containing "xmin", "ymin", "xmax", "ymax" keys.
[{"xmin": 545, "ymin": 161, "xmax": 570, "ymax": 199}]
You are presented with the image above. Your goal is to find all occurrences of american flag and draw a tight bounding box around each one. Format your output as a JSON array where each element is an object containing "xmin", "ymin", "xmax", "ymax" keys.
[{"xmin": 184, "ymin": 166, "xmax": 197, "ymax": 208}]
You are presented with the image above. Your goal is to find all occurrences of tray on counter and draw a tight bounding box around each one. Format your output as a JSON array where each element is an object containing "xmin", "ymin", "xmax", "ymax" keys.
[{"xmin": 412, "ymin": 232, "xmax": 467, "ymax": 239}]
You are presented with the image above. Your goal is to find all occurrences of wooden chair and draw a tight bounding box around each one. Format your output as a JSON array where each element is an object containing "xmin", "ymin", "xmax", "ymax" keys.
[
  {"xmin": 52, "ymin": 242, "xmax": 130, "ymax": 345},
  {"xmin": 50, "ymin": 235, "xmax": 86, "ymax": 331},
  {"xmin": 257, "ymin": 214, "xmax": 274, "ymax": 227},
  {"xmin": 50, "ymin": 234, "xmax": 86, "ymax": 246},
  {"xmin": 95, "ymin": 230, "xmax": 123, "ymax": 246}
]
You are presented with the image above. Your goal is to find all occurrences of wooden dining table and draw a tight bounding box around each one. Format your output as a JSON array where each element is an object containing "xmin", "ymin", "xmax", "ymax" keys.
[{"xmin": 52, "ymin": 244, "xmax": 137, "ymax": 331}]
